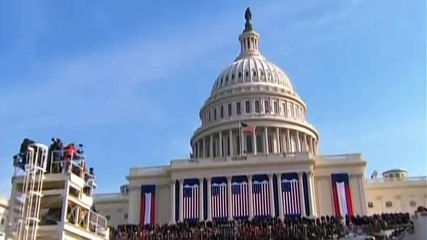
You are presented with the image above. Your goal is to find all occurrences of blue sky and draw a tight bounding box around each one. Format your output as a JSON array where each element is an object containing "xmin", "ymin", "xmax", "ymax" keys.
[{"xmin": 0, "ymin": 0, "xmax": 425, "ymax": 197}]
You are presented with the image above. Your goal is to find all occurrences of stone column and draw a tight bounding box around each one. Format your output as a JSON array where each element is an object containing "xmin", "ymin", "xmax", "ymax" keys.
[
  {"xmin": 229, "ymin": 130, "xmax": 233, "ymax": 157},
  {"xmin": 313, "ymin": 139, "xmax": 318, "ymax": 155},
  {"xmin": 264, "ymin": 127, "xmax": 269, "ymax": 154},
  {"xmin": 276, "ymin": 173, "xmax": 284, "ymax": 219},
  {"xmin": 286, "ymin": 129, "xmax": 291, "ymax": 153},
  {"xmin": 209, "ymin": 135, "xmax": 214, "ymax": 158},
  {"xmin": 252, "ymin": 132, "xmax": 257, "ymax": 154},
  {"xmin": 170, "ymin": 180, "xmax": 176, "ymax": 223},
  {"xmin": 207, "ymin": 177, "xmax": 212, "ymax": 221},
  {"xmin": 179, "ymin": 179, "xmax": 184, "ymax": 222},
  {"xmin": 306, "ymin": 172, "xmax": 317, "ymax": 217},
  {"xmin": 227, "ymin": 176, "xmax": 233, "ymax": 220},
  {"xmin": 203, "ymin": 137, "xmax": 207, "ymax": 158},
  {"xmin": 219, "ymin": 131, "xmax": 223, "ymax": 157},
  {"xmin": 296, "ymin": 131, "xmax": 300, "ymax": 152},
  {"xmin": 239, "ymin": 127, "xmax": 244, "ymax": 155},
  {"xmin": 268, "ymin": 174, "xmax": 275, "ymax": 217},
  {"xmin": 298, "ymin": 172, "xmax": 306, "ymax": 217},
  {"xmin": 276, "ymin": 127, "xmax": 281, "ymax": 153},
  {"xmin": 303, "ymin": 134, "xmax": 308, "ymax": 152},
  {"xmin": 199, "ymin": 178, "xmax": 204, "ymax": 221},
  {"xmin": 248, "ymin": 175, "xmax": 254, "ymax": 219},
  {"xmin": 311, "ymin": 138, "xmax": 315, "ymax": 155}
]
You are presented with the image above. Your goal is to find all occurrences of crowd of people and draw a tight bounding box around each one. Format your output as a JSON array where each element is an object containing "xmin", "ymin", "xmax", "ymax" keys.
[
  {"xmin": 12, "ymin": 137, "xmax": 100, "ymax": 227},
  {"xmin": 108, "ymin": 212, "xmax": 412, "ymax": 240},
  {"xmin": 13, "ymin": 137, "xmax": 96, "ymax": 197},
  {"xmin": 13, "ymin": 137, "xmax": 94, "ymax": 176},
  {"xmin": 13, "ymin": 137, "xmax": 85, "ymax": 172}
]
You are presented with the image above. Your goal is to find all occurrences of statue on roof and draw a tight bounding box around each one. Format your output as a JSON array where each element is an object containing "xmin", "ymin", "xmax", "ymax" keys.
[{"xmin": 244, "ymin": 7, "xmax": 253, "ymax": 32}]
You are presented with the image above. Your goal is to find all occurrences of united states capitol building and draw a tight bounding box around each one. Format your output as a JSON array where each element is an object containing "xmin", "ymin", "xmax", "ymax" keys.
[{"xmin": 93, "ymin": 8, "xmax": 427, "ymax": 228}]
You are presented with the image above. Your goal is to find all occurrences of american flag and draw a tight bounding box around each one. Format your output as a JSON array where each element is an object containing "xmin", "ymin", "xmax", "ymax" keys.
[
  {"xmin": 282, "ymin": 179, "xmax": 301, "ymax": 216},
  {"xmin": 231, "ymin": 182, "xmax": 249, "ymax": 218},
  {"xmin": 252, "ymin": 180, "xmax": 270, "ymax": 217},
  {"xmin": 211, "ymin": 183, "xmax": 227, "ymax": 219},
  {"xmin": 183, "ymin": 184, "xmax": 199, "ymax": 220},
  {"xmin": 241, "ymin": 122, "xmax": 256, "ymax": 134}
]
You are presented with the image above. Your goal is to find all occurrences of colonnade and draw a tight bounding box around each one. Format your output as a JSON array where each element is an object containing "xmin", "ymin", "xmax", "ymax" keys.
[
  {"xmin": 192, "ymin": 127, "xmax": 318, "ymax": 159},
  {"xmin": 170, "ymin": 171, "xmax": 317, "ymax": 223}
]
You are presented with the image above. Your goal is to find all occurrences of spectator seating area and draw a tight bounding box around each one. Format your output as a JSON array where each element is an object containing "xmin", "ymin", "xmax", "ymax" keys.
[{"xmin": 108, "ymin": 213, "xmax": 412, "ymax": 240}]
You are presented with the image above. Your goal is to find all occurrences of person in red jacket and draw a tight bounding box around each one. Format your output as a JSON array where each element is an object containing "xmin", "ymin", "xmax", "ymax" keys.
[{"xmin": 64, "ymin": 144, "xmax": 76, "ymax": 159}]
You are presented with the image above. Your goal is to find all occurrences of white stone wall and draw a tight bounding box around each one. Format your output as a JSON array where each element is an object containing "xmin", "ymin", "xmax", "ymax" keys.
[
  {"xmin": 366, "ymin": 177, "xmax": 427, "ymax": 215},
  {"xmin": 123, "ymin": 153, "xmax": 367, "ymax": 224},
  {"xmin": 95, "ymin": 198, "xmax": 128, "ymax": 228}
]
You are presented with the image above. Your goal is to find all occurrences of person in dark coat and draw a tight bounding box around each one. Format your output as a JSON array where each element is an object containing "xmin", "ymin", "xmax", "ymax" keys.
[
  {"xmin": 13, "ymin": 138, "xmax": 35, "ymax": 170},
  {"xmin": 47, "ymin": 138, "xmax": 63, "ymax": 173},
  {"xmin": 19, "ymin": 138, "xmax": 35, "ymax": 163}
]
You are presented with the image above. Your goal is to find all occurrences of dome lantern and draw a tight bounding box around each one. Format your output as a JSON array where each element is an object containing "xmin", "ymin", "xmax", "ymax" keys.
[{"xmin": 236, "ymin": 7, "xmax": 262, "ymax": 61}]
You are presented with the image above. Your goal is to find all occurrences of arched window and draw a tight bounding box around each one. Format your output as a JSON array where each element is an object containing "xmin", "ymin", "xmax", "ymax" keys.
[
  {"xmin": 214, "ymin": 108, "xmax": 217, "ymax": 120},
  {"xmin": 246, "ymin": 135, "xmax": 253, "ymax": 153},
  {"xmin": 245, "ymin": 101, "xmax": 251, "ymax": 113},
  {"xmin": 208, "ymin": 110, "xmax": 211, "ymax": 122},
  {"xmin": 236, "ymin": 102, "xmax": 241, "ymax": 115},
  {"xmin": 255, "ymin": 100, "xmax": 260, "ymax": 113},
  {"xmin": 264, "ymin": 100, "xmax": 270, "ymax": 113},
  {"xmin": 220, "ymin": 106, "xmax": 224, "ymax": 119},
  {"xmin": 228, "ymin": 103, "xmax": 232, "ymax": 117},
  {"xmin": 283, "ymin": 103, "xmax": 286, "ymax": 116},
  {"xmin": 256, "ymin": 135, "xmax": 263, "ymax": 153},
  {"xmin": 274, "ymin": 101, "xmax": 279, "ymax": 114}
]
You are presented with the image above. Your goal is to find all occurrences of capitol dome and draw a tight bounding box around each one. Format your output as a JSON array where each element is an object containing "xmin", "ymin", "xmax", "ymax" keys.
[
  {"xmin": 210, "ymin": 10, "xmax": 296, "ymax": 99},
  {"xmin": 211, "ymin": 56, "xmax": 294, "ymax": 97},
  {"xmin": 190, "ymin": 8, "xmax": 319, "ymax": 160}
]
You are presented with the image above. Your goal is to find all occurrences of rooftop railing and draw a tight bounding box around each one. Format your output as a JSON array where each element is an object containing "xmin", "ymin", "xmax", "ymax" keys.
[
  {"xmin": 367, "ymin": 176, "xmax": 427, "ymax": 184},
  {"xmin": 129, "ymin": 166, "xmax": 169, "ymax": 176},
  {"xmin": 93, "ymin": 193, "xmax": 127, "ymax": 201},
  {"xmin": 317, "ymin": 153, "xmax": 362, "ymax": 161}
]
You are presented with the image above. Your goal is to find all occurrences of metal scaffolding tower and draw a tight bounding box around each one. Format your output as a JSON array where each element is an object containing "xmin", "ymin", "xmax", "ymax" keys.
[{"xmin": 16, "ymin": 143, "xmax": 48, "ymax": 240}]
